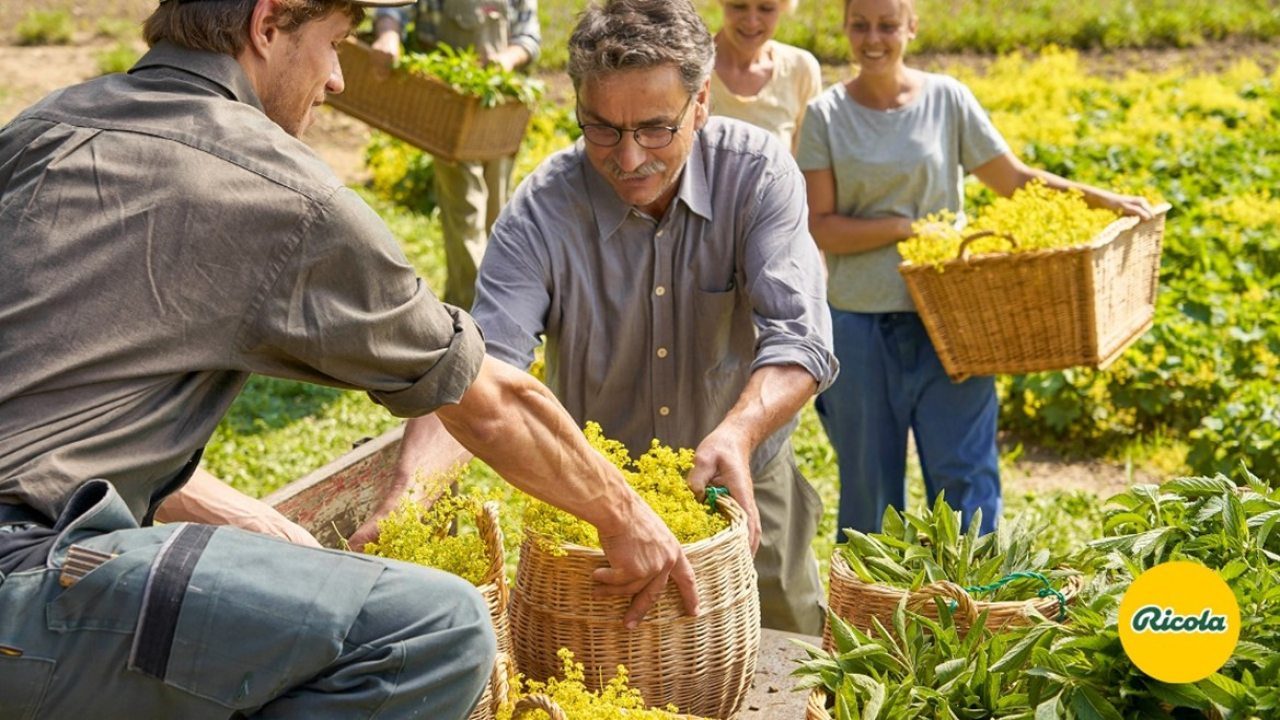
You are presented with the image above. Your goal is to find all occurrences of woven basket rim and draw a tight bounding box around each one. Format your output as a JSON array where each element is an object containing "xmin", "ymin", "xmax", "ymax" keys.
[
  {"xmin": 898, "ymin": 202, "xmax": 1172, "ymax": 274},
  {"xmin": 521, "ymin": 495, "xmax": 746, "ymax": 559},
  {"xmin": 830, "ymin": 549, "xmax": 1085, "ymax": 616}
]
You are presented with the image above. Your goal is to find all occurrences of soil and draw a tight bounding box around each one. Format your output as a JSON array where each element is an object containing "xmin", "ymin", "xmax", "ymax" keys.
[{"xmin": 4, "ymin": 32, "xmax": 1215, "ymax": 500}]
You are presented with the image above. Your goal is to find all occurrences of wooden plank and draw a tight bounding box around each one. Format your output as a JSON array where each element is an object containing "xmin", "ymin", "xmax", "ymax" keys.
[{"xmin": 263, "ymin": 425, "xmax": 405, "ymax": 547}]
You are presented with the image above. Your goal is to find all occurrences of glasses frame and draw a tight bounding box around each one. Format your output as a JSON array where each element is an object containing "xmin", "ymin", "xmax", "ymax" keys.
[{"xmin": 576, "ymin": 94, "xmax": 696, "ymax": 150}]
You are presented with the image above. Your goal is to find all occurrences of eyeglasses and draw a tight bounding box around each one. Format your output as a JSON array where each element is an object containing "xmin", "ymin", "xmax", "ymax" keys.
[{"xmin": 577, "ymin": 94, "xmax": 695, "ymax": 150}]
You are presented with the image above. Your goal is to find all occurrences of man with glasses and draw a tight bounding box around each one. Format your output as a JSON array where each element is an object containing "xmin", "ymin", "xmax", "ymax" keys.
[{"xmin": 395, "ymin": 0, "xmax": 836, "ymax": 634}]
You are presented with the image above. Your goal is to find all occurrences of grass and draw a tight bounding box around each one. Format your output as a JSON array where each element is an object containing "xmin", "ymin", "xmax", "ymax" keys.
[
  {"xmin": 15, "ymin": 10, "xmax": 74, "ymax": 46},
  {"xmin": 536, "ymin": 0, "xmax": 1280, "ymax": 68},
  {"xmin": 95, "ymin": 42, "xmax": 141, "ymax": 76}
]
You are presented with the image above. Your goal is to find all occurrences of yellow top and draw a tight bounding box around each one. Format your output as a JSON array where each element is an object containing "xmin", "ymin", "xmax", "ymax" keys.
[{"xmin": 710, "ymin": 41, "xmax": 822, "ymax": 154}]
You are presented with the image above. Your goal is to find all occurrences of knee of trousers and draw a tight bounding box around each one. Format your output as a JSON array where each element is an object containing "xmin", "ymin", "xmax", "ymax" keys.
[{"xmin": 382, "ymin": 564, "xmax": 498, "ymax": 677}]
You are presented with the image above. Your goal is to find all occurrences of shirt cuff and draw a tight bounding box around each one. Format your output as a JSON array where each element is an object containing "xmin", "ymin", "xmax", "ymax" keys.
[
  {"xmin": 751, "ymin": 343, "xmax": 840, "ymax": 395},
  {"xmin": 369, "ymin": 306, "xmax": 486, "ymax": 417}
]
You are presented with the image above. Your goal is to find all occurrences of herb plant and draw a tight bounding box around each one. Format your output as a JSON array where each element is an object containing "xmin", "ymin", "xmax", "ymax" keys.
[{"xmin": 398, "ymin": 43, "xmax": 544, "ymax": 108}]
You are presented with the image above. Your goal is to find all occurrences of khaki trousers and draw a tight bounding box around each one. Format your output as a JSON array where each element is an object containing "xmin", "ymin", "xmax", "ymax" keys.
[
  {"xmin": 434, "ymin": 155, "xmax": 512, "ymax": 310},
  {"xmin": 754, "ymin": 442, "xmax": 826, "ymax": 635}
]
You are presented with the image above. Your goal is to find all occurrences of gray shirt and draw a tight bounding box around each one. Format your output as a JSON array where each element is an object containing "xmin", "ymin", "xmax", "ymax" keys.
[
  {"xmin": 796, "ymin": 73, "xmax": 1009, "ymax": 313},
  {"xmin": 0, "ymin": 43, "xmax": 485, "ymax": 526},
  {"xmin": 472, "ymin": 117, "xmax": 836, "ymax": 470}
]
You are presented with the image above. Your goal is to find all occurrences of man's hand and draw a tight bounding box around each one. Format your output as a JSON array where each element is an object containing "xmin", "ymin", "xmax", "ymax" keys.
[
  {"xmin": 592, "ymin": 495, "xmax": 700, "ymax": 629},
  {"xmin": 156, "ymin": 469, "xmax": 322, "ymax": 548},
  {"xmin": 369, "ymin": 21, "xmax": 403, "ymax": 79},
  {"xmin": 436, "ymin": 356, "xmax": 701, "ymax": 627},
  {"xmin": 686, "ymin": 427, "xmax": 761, "ymax": 554}
]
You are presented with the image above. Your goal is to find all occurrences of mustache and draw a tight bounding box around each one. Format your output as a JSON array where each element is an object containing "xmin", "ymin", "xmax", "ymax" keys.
[{"xmin": 604, "ymin": 158, "xmax": 667, "ymax": 180}]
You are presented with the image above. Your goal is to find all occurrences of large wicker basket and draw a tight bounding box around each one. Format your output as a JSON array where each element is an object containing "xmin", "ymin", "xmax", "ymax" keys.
[
  {"xmin": 328, "ymin": 39, "xmax": 532, "ymax": 163},
  {"xmin": 508, "ymin": 498, "xmax": 760, "ymax": 720},
  {"xmin": 898, "ymin": 204, "xmax": 1171, "ymax": 381},
  {"xmin": 471, "ymin": 501, "xmax": 513, "ymax": 720},
  {"xmin": 823, "ymin": 552, "xmax": 1083, "ymax": 651}
]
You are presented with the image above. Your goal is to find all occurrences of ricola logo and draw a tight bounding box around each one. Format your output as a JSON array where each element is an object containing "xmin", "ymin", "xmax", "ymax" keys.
[
  {"xmin": 1129, "ymin": 605, "xmax": 1229, "ymax": 634},
  {"xmin": 1118, "ymin": 562, "xmax": 1240, "ymax": 683}
]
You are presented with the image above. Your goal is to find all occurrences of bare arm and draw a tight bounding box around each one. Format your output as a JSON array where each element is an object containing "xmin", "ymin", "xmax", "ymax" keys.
[
  {"xmin": 155, "ymin": 468, "xmax": 321, "ymax": 547},
  {"xmin": 804, "ymin": 168, "xmax": 914, "ymax": 255},
  {"xmin": 685, "ymin": 364, "xmax": 819, "ymax": 554},
  {"xmin": 972, "ymin": 152, "xmax": 1155, "ymax": 219},
  {"xmin": 433, "ymin": 356, "xmax": 699, "ymax": 627}
]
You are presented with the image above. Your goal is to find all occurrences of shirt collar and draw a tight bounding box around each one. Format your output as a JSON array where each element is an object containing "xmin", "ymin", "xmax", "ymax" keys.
[
  {"xmin": 583, "ymin": 131, "xmax": 715, "ymax": 241},
  {"xmin": 130, "ymin": 41, "xmax": 266, "ymax": 114}
]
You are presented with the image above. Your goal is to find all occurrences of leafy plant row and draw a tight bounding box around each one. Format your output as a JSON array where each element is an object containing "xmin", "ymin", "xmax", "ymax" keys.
[{"xmin": 796, "ymin": 471, "xmax": 1280, "ymax": 719}]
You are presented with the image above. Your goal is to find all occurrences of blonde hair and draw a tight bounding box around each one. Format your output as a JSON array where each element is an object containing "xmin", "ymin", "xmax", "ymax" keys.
[{"xmin": 143, "ymin": 0, "xmax": 363, "ymax": 56}]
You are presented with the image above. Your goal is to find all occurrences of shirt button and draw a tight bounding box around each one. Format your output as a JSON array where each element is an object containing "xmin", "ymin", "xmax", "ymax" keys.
[
  {"xmin": 656, "ymin": 347, "xmax": 668, "ymax": 358},
  {"xmin": 655, "ymin": 286, "xmax": 666, "ymax": 296},
  {"xmin": 658, "ymin": 406, "xmax": 670, "ymax": 417},
  {"xmin": 656, "ymin": 230, "xmax": 665, "ymax": 238}
]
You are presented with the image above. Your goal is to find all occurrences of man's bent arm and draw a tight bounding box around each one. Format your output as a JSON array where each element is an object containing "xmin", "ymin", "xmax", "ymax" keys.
[
  {"xmin": 686, "ymin": 364, "xmax": 818, "ymax": 553},
  {"xmin": 155, "ymin": 468, "xmax": 321, "ymax": 547},
  {"xmin": 434, "ymin": 356, "xmax": 700, "ymax": 628}
]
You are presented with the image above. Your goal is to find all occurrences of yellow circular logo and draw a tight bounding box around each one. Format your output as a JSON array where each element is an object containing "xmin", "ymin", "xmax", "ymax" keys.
[{"xmin": 1118, "ymin": 561, "xmax": 1240, "ymax": 683}]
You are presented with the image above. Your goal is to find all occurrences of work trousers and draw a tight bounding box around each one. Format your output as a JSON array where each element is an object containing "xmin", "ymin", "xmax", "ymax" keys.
[
  {"xmin": 754, "ymin": 443, "xmax": 826, "ymax": 636},
  {"xmin": 0, "ymin": 480, "xmax": 495, "ymax": 720},
  {"xmin": 435, "ymin": 155, "xmax": 512, "ymax": 310},
  {"xmin": 817, "ymin": 309, "xmax": 1001, "ymax": 539}
]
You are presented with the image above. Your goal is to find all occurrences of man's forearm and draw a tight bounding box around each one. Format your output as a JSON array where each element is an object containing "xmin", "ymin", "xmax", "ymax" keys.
[
  {"xmin": 155, "ymin": 468, "xmax": 319, "ymax": 546},
  {"xmin": 434, "ymin": 356, "xmax": 640, "ymax": 536},
  {"xmin": 718, "ymin": 364, "xmax": 818, "ymax": 450}
]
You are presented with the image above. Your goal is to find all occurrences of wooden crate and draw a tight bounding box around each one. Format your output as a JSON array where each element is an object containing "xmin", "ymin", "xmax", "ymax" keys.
[{"xmin": 328, "ymin": 39, "xmax": 531, "ymax": 162}]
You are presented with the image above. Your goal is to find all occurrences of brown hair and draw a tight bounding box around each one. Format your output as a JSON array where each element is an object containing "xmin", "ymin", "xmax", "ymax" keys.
[
  {"xmin": 568, "ymin": 0, "xmax": 714, "ymax": 96},
  {"xmin": 143, "ymin": 0, "xmax": 363, "ymax": 56}
]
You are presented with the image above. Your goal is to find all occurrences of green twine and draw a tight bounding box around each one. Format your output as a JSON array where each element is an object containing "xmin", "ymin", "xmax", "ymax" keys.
[
  {"xmin": 705, "ymin": 485, "xmax": 728, "ymax": 512},
  {"xmin": 963, "ymin": 571, "xmax": 1068, "ymax": 621}
]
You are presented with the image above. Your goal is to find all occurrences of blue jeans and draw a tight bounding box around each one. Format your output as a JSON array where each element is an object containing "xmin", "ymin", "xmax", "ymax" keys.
[
  {"xmin": 817, "ymin": 310, "xmax": 1001, "ymax": 539},
  {"xmin": 0, "ymin": 481, "xmax": 495, "ymax": 720}
]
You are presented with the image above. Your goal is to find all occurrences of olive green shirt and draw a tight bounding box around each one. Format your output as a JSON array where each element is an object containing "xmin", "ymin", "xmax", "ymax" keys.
[{"xmin": 0, "ymin": 43, "xmax": 484, "ymax": 526}]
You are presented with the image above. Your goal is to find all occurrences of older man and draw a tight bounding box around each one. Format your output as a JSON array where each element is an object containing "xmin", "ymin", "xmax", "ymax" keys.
[
  {"xmin": 0, "ymin": 1, "xmax": 696, "ymax": 718},
  {"xmin": 398, "ymin": 0, "xmax": 836, "ymax": 634}
]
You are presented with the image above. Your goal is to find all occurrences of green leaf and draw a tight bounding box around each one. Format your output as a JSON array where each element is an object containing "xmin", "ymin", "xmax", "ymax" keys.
[
  {"xmin": 1163, "ymin": 475, "xmax": 1236, "ymax": 498},
  {"xmin": 1145, "ymin": 679, "xmax": 1210, "ymax": 710},
  {"xmin": 830, "ymin": 610, "xmax": 861, "ymax": 655},
  {"xmin": 1224, "ymin": 492, "xmax": 1249, "ymax": 548},
  {"xmin": 1034, "ymin": 694, "xmax": 1063, "ymax": 720},
  {"xmin": 1067, "ymin": 686, "xmax": 1123, "ymax": 720},
  {"xmin": 991, "ymin": 625, "xmax": 1055, "ymax": 673},
  {"xmin": 1197, "ymin": 672, "xmax": 1250, "ymax": 709},
  {"xmin": 849, "ymin": 674, "xmax": 886, "ymax": 720}
]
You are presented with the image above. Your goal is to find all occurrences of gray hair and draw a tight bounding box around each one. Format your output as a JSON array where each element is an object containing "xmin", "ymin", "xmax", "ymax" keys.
[{"xmin": 567, "ymin": 0, "xmax": 714, "ymax": 96}]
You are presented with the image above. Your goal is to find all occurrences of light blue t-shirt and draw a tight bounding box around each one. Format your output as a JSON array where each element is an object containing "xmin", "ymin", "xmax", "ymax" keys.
[{"xmin": 796, "ymin": 73, "xmax": 1009, "ymax": 313}]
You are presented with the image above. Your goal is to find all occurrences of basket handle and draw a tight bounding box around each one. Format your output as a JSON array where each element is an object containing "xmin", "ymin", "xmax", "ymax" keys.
[
  {"xmin": 489, "ymin": 652, "xmax": 512, "ymax": 711},
  {"xmin": 907, "ymin": 581, "xmax": 979, "ymax": 625},
  {"xmin": 955, "ymin": 230, "xmax": 1019, "ymax": 263},
  {"xmin": 513, "ymin": 694, "xmax": 569, "ymax": 720},
  {"xmin": 478, "ymin": 501, "xmax": 507, "ymax": 599}
]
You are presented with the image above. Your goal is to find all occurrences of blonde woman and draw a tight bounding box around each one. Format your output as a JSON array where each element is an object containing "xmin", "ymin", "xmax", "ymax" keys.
[
  {"xmin": 797, "ymin": 0, "xmax": 1153, "ymax": 540},
  {"xmin": 711, "ymin": 0, "xmax": 821, "ymax": 153}
]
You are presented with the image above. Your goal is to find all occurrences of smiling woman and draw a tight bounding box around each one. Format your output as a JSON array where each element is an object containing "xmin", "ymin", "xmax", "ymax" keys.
[{"xmin": 709, "ymin": 0, "xmax": 820, "ymax": 153}]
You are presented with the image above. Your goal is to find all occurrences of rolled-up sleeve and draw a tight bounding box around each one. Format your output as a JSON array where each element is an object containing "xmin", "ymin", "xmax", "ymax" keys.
[
  {"xmin": 742, "ymin": 164, "xmax": 839, "ymax": 393},
  {"xmin": 240, "ymin": 187, "xmax": 485, "ymax": 417},
  {"xmin": 509, "ymin": 0, "xmax": 541, "ymax": 64}
]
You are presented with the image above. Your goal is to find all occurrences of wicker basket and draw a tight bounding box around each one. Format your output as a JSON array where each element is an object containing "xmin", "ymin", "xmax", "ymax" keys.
[
  {"xmin": 898, "ymin": 204, "xmax": 1171, "ymax": 381},
  {"xmin": 508, "ymin": 498, "xmax": 760, "ymax": 720},
  {"xmin": 805, "ymin": 688, "xmax": 831, "ymax": 720},
  {"xmin": 328, "ymin": 39, "xmax": 532, "ymax": 163},
  {"xmin": 470, "ymin": 502, "xmax": 513, "ymax": 720},
  {"xmin": 510, "ymin": 693, "xmax": 708, "ymax": 720},
  {"xmin": 823, "ymin": 552, "xmax": 1084, "ymax": 651}
]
